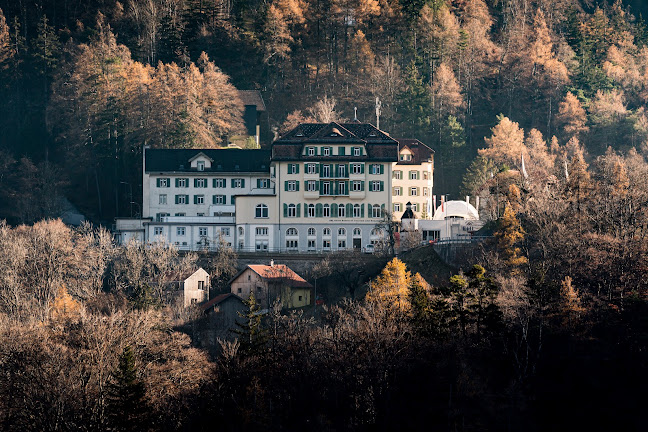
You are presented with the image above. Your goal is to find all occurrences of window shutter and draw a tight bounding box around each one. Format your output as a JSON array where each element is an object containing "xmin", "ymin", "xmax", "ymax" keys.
[
  {"xmin": 296, "ymin": 204, "xmax": 301, "ymax": 217},
  {"xmin": 346, "ymin": 203, "xmax": 352, "ymax": 217},
  {"xmin": 156, "ymin": 178, "xmax": 161, "ymax": 187},
  {"xmin": 295, "ymin": 164, "xmax": 299, "ymax": 174},
  {"xmin": 296, "ymin": 181, "xmax": 300, "ymax": 191},
  {"xmin": 231, "ymin": 179, "xmax": 235, "ymax": 188},
  {"xmin": 316, "ymin": 203, "xmax": 323, "ymax": 217},
  {"xmin": 304, "ymin": 163, "xmax": 308, "ymax": 172},
  {"xmin": 231, "ymin": 196, "xmax": 236, "ymax": 204},
  {"xmin": 380, "ymin": 181, "xmax": 384, "ymax": 191},
  {"xmin": 175, "ymin": 178, "xmax": 180, "ymax": 187},
  {"xmin": 361, "ymin": 181, "xmax": 365, "ymax": 191},
  {"xmin": 175, "ymin": 195, "xmax": 179, "ymax": 204},
  {"xmin": 345, "ymin": 181, "xmax": 349, "ymax": 194},
  {"xmin": 194, "ymin": 195, "xmax": 198, "ymax": 204},
  {"xmin": 316, "ymin": 163, "xmax": 320, "ymax": 174},
  {"xmin": 284, "ymin": 181, "xmax": 288, "ymax": 191},
  {"xmin": 379, "ymin": 164, "xmax": 384, "ymax": 174},
  {"xmin": 283, "ymin": 204, "xmax": 288, "ymax": 217},
  {"xmin": 194, "ymin": 178, "xmax": 198, "ymax": 187},
  {"xmin": 381, "ymin": 204, "xmax": 385, "ymax": 214},
  {"xmin": 339, "ymin": 147, "xmax": 345, "ymax": 155},
  {"xmin": 288, "ymin": 164, "xmax": 293, "ymax": 174},
  {"xmin": 257, "ymin": 179, "xmax": 261, "ymax": 188},
  {"xmin": 367, "ymin": 203, "xmax": 372, "ymax": 216},
  {"xmin": 360, "ymin": 164, "xmax": 365, "ymax": 174},
  {"xmin": 316, "ymin": 181, "xmax": 320, "ymax": 191},
  {"xmin": 331, "ymin": 203, "xmax": 338, "ymax": 215},
  {"xmin": 241, "ymin": 179, "xmax": 245, "ymax": 188},
  {"xmin": 361, "ymin": 205, "xmax": 365, "ymax": 218}
]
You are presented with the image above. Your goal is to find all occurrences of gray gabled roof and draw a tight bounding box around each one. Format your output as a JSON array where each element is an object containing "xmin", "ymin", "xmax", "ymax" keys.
[{"xmin": 145, "ymin": 148, "xmax": 271, "ymax": 173}]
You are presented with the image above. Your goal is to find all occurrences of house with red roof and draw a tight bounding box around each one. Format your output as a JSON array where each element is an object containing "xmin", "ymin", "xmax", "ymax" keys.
[{"xmin": 230, "ymin": 260, "xmax": 313, "ymax": 309}]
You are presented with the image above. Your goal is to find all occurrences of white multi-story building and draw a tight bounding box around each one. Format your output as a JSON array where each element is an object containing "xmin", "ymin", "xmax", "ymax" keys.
[
  {"xmin": 391, "ymin": 139, "xmax": 434, "ymax": 220},
  {"xmin": 114, "ymin": 121, "xmax": 435, "ymax": 253}
]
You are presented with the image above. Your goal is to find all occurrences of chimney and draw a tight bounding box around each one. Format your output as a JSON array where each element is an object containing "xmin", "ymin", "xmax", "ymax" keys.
[
  {"xmin": 270, "ymin": 259, "xmax": 274, "ymax": 267},
  {"xmin": 466, "ymin": 195, "xmax": 470, "ymax": 204}
]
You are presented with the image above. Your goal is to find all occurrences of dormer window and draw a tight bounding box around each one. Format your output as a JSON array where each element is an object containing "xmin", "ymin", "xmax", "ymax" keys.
[
  {"xmin": 323, "ymin": 147, "xmax": 330, "ymax": 156},
  {"xmin": 354, "ymin": 147, "xmax": 361, "ymax": 156},
  {"xmin": 235, "ymin": 164, "xmax": 240, "ymax": 170},
  {"xmin": 308, "ymin": 147, "xmax": 316, "ymax": 156},
  {"xmin": 197, "ymin": 161, "xmax": 205, "ymax": 171},
  {"xmin": 400, "ymin": 154, "xmax": 412, "ymax": 161}
]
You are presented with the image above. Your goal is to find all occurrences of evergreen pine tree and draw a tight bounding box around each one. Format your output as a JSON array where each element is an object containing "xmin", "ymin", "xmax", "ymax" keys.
[
  {"xmin": 106, "ymin": 346, "xmax": 147, "ymax": 432},
  {"xmin": 398, "ymin": 61, "xmax": 431, "ymax": 135},
  {"xmin": 234, "ymin": 293, "xmax": 268, "ymax": 355}
]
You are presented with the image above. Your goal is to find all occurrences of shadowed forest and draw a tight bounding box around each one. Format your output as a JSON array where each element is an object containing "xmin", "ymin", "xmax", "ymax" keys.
[{"xmin": 1, "ymin": 0, "xmax": 648, "ymax": 430}]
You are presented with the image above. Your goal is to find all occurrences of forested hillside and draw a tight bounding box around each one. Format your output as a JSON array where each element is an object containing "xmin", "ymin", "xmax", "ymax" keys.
[{"xmin": 0, "ymin": 0, "xmax": 648, "ymax": 223}]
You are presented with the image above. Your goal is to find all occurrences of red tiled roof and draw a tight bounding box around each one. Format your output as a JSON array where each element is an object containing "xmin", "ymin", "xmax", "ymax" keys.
[
  {"xmin": 246, "ymin": 264, "xmax": 313, "ymax": 289},
  {"xmin": 200, "ymin": 293, "xmax": 244, "ymax": 312},
  {"xmin": 396, "ymin": 139, "xmax": 434, "ymax": 165}
]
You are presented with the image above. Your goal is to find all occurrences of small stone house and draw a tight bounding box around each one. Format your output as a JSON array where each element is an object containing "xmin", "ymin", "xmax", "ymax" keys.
[
  {"xmin": 230, "ymin": 261, "xmax": 313, "ymax": 310},
  {"xmin": 168, "ymin": 268, "xmax": 210, "ymax": 307}
]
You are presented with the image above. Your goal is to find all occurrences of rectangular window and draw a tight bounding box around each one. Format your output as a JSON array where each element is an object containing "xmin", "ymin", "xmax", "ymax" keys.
[
  {"xmin": 308, "ymin": 147, "xmax": 316, "ymax": 156},
  {"xmin": 353, "ymin": 206, "xmax": 361, "ymax": 217},
  {"xmin": 322, "ymin": 165, "xmax": 331, "ymax": 177},
  {"xmin": 352, "ymin": 164, "xmax": 362, "ymax": 174},
  {"xmin": 393, "ymin": 187, "xmax": 402, "ymax": 196},
  {"xmin": 307, "ymin": 163, "xmax": 317, "ymax": 174},
  {"xmin": 154, "ymin": 227, "xmax": 163, "ymax": 235},
  {"xmin": 257, "ymin": 178, "xmax": 270, "ymax": 189},
  {"xmin": 412, "ymin": 203, "xmax": 419, "ymax": 211},
  {"xmin": 286, "ymin": 240, "xmax": 298, "ymax": 249},
  {"xmin": 256, "ymin": 227, "xmax": 268, "ymax": 236},
  {"xmin": 159, "ymin": 194, "xmax": 167, "ymax": 205},
  {"xmin": 323, "ymin": 205, "xmax": 330, "ymax": 217},
  {"xmin": 195, "ymin": 195, "xmax": 205, "ymax": 204},
  {"xmin": 287, "ymin": 205, "xmax": 296, "ymax": 217},
  {"xmin": 422, "ymin": 230, "xmax": 441, "ymax": 242},
  {"xmin": 197, "ymin": 161, "xmax": 205, "ymax": 171},
  {"xmin": 423, "ymin": 171, "xmax": 430, "ymax": 180},
  {"xmin": 307, "ymin": 240, "xmax": 316, "ymax": 251},
  {"xmin": 221, "ymin": 227, "xmax": 230, "ymax": 236},
  {"xmin": 213, "ymin": 195, "xmax": 225, "ymax": 204},
  {"xmin": 175, "ymin": 213, "xmax": 185, "ymax": 217},
  {"xmin": 400, "ymin": 154, "xmax": 412, "ymax": 161},
  {"xmin": 352, "ymin": 181, "xmax": 363, "ymax": 192},
  {"xmin": 409, "ymin": 171, "xmax": 419, "ymax": 180},
  {"xmin": 286, "ymin": 181, "xmax": 297, "ymax": 192},
  {"xmin": 370, "ymin": 164, "xmax": 382, "ymax": 175},
  {"xmin": 157, "ymin": 178, "xmax": 170, "ymax": 188},
  {"xmin": 307, "ymin": 205, "xmax": 315, "ymax": 217},
  {"xmin": 199, "ymin": 227, "xmax": 208, "ymax": 237},
  {"xmin": 410, "ymin": 187, "xmax": 419, "ymax": 196},
  {"xmin": 197, "ymin": 213, "xmax": 204, "ymax": 217},
  {"xmin": 423, "ymin": 187, "xmax": 429, "ymax": 196},
  {"xmin": 194, "ymin": 178, "xmax": 207, "ymax": 188},
  {"xmin": 354, "ymin": 147, "xmax": 361, "ymax": 156},
  {"xmin": 287, "ymin": 164, "xmax": 299, "ymax": 174},
  {"xmin": 372, "ymin": 206, "xmax": 382, "ymax": 218},
  {"xmin": 176, "ymin": 178, "xmax": 188, "ymax": 188},
  {"xmin": 338, "ymin": 239, "xmax": 346, "ymax": 248},
  {"xmin": 306, "ymin": 181, "xmax": 318, "ymax": 191},
  {"xmin": 232, "ymin": 179, "xmax": 244, "ymax": 188},
  {"xmin": 338, "ymin": 205, "xmax": 346, "ymax": 217},
  {"xmin": 338, "ymin": 181, "xmax": 347, "ymax": 195},
  {"xmin": 322, "ymin": 181, "xmax": 330, "ymax": 195},
  {"xmin": 393, "ymin": 170, "xmax": 402, "ymax": 180},
  {"xmin": 338, "ymin": 164, "xmax": 347, "ymax": 177},
  {"xmin": 213, "ymin": 178, "xmax": 225, "ymax": 188},
  {"xmin": 394, "ymin": 203, "xmax": 402, "ymax": 212},
  {"xmin": 322, "ymin": 239, "xmax": 331, "ymax": 249},
  {"xmin": 371, "ymin": 181, "xmax": 381, "ymax": 192},
  {"xmin": 175, "ymin": 194, "xmax": 188, "ymax": 204},
  {"xmin": 323, "ymin": 147, "xmax": 330, "ymax": 156},
  {"xmin": 177, "ymin": 227, "xmax": 186, "ymax": 236}
]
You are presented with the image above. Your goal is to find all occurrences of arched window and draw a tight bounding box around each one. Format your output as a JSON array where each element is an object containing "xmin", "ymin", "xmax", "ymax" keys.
[
  {"xmin": 308, "ymin": 203, "xmax": 315, "ymax": 217},
  {"xmin": 353, "ymin": 204, "xmax": 361, "ymax": 218},
  {"xmin": 238, "ymin": 227, "xmax": 244, "ymax": 236},
  {"xmin": 288, "ymin": 204, "xmax": 296, "ymax": 217},
  {"xmin": 286, "ymin": 228, "xmax": 298, "ymax": 236},
  {"xmin": 338, "ymin": 228, "xmax": 346, "ymax": 236},
  {"xmin": 255, "ymin": 204, "xmax": 268, "ymax": 218},
  {"xmin": 323, "ymin": 204, "xmax": 330, "ymax": 217},
  {"xmin": 353, "ymin": 228, "xmax": 361, "ymax": 237},
  {"xmin": 372, "ymin": 204, "xmax": 381, "ymax": 218},
  {"xmin": 323, "ymin": 228, "xmax": 331, "ymax": 236},
  {"xmin": 308, "ymin": 227, "xmax": 316, "ymax": 236}
]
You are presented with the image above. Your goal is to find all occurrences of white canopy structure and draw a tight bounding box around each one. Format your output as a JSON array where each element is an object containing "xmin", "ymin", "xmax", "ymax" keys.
[{"xmin": 433, "ymin": 200, "xmax": 479, "ymax": 221}]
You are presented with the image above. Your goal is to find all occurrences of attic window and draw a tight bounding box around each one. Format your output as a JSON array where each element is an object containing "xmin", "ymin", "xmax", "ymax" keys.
[
  {"xmin": 217, "ymin": 164, "xmax": 222, "ymax": 170},
  {"xmin": 296, "ymin": 132, "xmax": 304, "ymax": 137},
  {"xmin": 235, "ymin": 164, "xmax": 240, "ymax": 170},
  {"xmin": 197, "ymin": 161, "xmax": 205, "ymax": 171}
]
